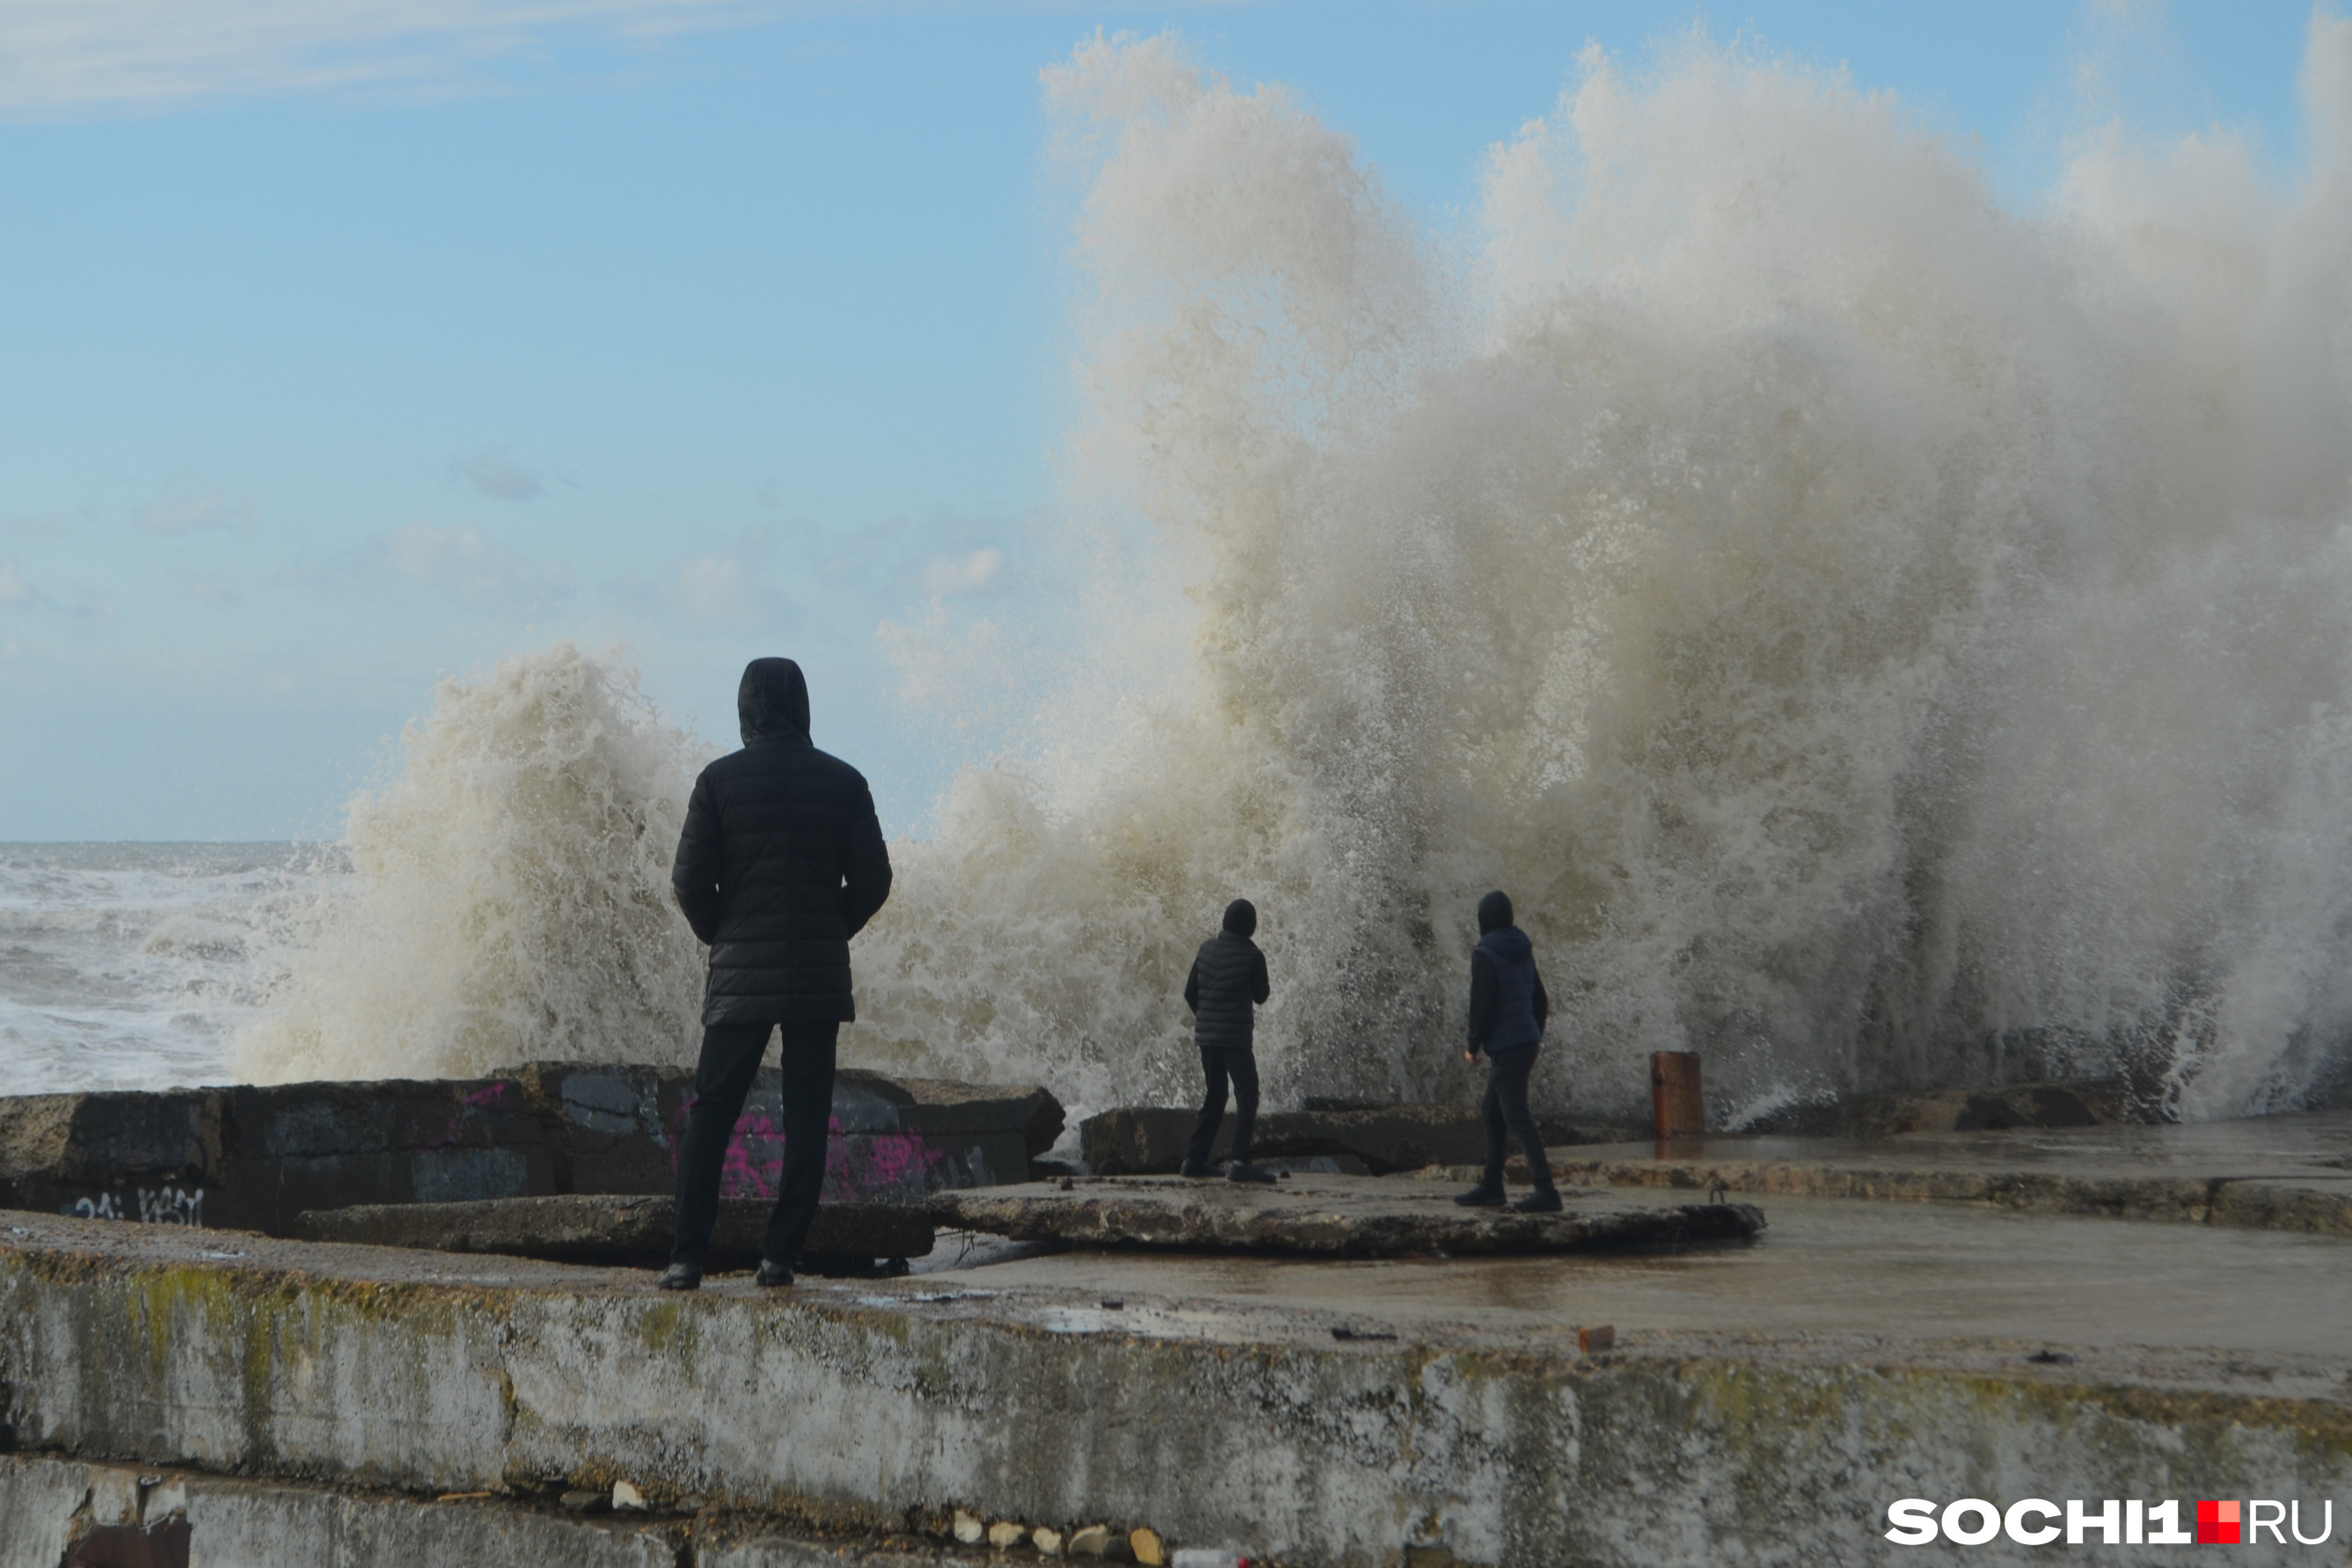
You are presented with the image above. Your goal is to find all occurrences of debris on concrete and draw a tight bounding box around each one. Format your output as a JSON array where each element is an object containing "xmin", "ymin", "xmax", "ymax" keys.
[
  {"xmin": 1067, "ymin": 1524, "xmax": 1113, "ymax": 1557},
  {"xmin": 293, "ymin": 1192, "xmax": 933, "ymax": 1270},
  {"xmin": 1130, "ymin": 1528, "xmax": 1165, "ymax": 1566},
  {"xmin": 1576, "ymin": 1324, "xmax": 1615, "ymax": 1354},
  {"xmin": 929, "ymin": 1173, "xmax": 1763, "ymax": 1256},
  {"xmin": 953, "ymin": 1510, "xmax": 984, "ymax": 1544}
]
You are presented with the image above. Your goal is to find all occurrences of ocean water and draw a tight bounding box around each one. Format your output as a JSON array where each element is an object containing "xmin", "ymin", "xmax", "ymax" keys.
[
  {"xmin": 19, "ymin": 27, "xmax": 2352, "ymax": 1127},
  {"xmin": 0, "ymin": 842, "xmax": 340, "ymax": 1097}
]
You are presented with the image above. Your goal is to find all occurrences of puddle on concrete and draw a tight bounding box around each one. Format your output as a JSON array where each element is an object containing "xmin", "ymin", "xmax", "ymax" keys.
[{"xmin": 919, "ymin": 1195, "xmax": 2352, "ymax": 1355}]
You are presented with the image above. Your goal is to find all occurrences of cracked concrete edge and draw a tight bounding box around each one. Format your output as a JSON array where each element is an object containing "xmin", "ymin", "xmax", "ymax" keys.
[
  {"xmin": 6, "ymin": 1226, "xmax": 2352, "ymax": 1567},
  {"xmin": 0, "ymin": 1453, "xmax": 1011, "ymax": 1568},
  {"xmin": 1490, "ymin": 1157, "xmax": 2352, "ymax": 1235}
]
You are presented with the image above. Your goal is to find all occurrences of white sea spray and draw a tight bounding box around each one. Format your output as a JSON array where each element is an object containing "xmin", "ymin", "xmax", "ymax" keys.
[
  {"xmin": 235, "ymin": 26, "xmax": 2352, "ymax": 1125},
  {"xmin": 234, "ymin": 644, "xmax": 710, "ymax": 1083}
]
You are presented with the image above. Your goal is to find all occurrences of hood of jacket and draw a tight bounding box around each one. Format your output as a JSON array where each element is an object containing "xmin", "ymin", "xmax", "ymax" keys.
[
  {"xmin": 738, "ymin": 658, "xmax": 811, "ymax": 745},
  {"xmin": 1476, "ymin": 889, "xmax": 1516, "ymax": 935},
  {"xmin": 1476, "ymin": 923, "xmax": 1532, "ymax": 963},
  {"xmin": 1221, "ymin": 898, "xmax": 1257, "ymax": 937}
]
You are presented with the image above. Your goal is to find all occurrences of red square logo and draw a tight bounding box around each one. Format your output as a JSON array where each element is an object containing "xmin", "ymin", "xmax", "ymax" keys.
[{"xmin": 2196, "ymin": 1500, "xmax": 2241, "ymax": 1544}]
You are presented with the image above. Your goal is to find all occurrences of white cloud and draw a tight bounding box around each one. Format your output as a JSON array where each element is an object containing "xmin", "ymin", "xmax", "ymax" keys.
[
  {"xmin": 376, "ymin": 521, "xmax": 573, "ymax": 614},
  {"xmin": 920, "ymin": 545, "xmax": 1003, "ymax": 596},
  {"xmin": 453, "ymin": 445, "xmax": 547, "ymax": 502},
  {"xmin": 0, "ymin": 559, "xmax": 32, "ymax": 607},
  {"xmin": 135, "ymin": 475, "xmax": 257, "ymax": 533},
  {"xmin": 0, "ymin": 0, "xmax": 790, "ymax": 115}
]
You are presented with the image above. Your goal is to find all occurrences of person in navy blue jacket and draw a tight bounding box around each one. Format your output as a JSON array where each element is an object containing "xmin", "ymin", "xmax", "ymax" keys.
[{"xmin": 1456, "ymin": 889, "xmax": 1562, "ymax": 1212}]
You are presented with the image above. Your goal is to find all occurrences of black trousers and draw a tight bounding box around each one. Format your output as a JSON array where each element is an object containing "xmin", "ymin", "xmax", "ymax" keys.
[
  {"xmin": 669, "ymin": 1019, "xmax": 837, "ymax": 1268},
  {"xmin": 1481, "ymin": 1046, "xmax": 1555, "ymax": 1193},
  {"xmin": 1184, "ymin": 1046, "xmax": 1260, "ymax": 1167}
]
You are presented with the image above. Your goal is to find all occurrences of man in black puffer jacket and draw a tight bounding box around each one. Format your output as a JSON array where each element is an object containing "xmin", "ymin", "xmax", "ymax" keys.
[
  {"xmin": 1180, "ymin": 898, "xmax": 1276, "ymax": 1184},
  {"xmin": 1456, "ymin": 889, "xmax": 1562, "ymax": 1213},
  {"xmin": 659, "ymin": 657, "xmax": 893, "ymax": 1290}
]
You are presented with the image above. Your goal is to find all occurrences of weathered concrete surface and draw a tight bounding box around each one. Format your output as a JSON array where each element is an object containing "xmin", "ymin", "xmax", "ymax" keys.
[
  {"xmin": 4, "ymin": 1212, "xmax": 2348, "ymax": 1567},
  {"xmin": 1511, "ymin": 1109, "xmax": 2352, "ymax": 1235},
  {"xmin": 0, "ymin": 1067, "xmax": 1063, "ymax": 1241},
  {"xmin": 295, "ymin": 1194, "xmax": 935, "ymax": 1268},
  {"xmin": 928, "ymin": 1174, "xmax": 1764, "ymax": 1256},
  {"xmin": 1079, "ymin": 1104, "xmax": 1638, "ymax": 1176},
  {"xmin": 0, "ymin": 1453, "xmax": 1011, "ymax": 1568}
]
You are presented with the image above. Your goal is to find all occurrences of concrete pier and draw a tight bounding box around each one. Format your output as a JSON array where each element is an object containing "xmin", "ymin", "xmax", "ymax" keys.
[{"xmin": 4, "ymin": 1170, "xmax": 2349, "ymax": 1567}]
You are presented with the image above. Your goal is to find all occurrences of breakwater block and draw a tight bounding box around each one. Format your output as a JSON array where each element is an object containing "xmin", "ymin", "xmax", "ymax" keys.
[
  {"xmin": 1078, "ymin": 1104, "xmax": 1639, "ymax": 1175},
  {"xmin": 294, "ymin": 1193, "xmax": 935, "ymax": 1269},
  {"xmin": 0, "ymin": 1066, "xmax": 1062, "ymax": 1237},
  {"xmin": 927, "ymin": 1173, "xmax": 1764, "ymax": 1255},
  {"xmin": 516, "ymin": 1062, "xmax": 1063, "ymax": 1201}
]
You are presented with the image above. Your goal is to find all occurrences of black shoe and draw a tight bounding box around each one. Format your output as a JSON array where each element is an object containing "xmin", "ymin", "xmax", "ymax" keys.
[
  {"xmin": 1226, "ymin": 1160, "xmax": 1277, "ymax": 1185},
  {"xmin": 1454, "ymin": 1185, "xmax": 1507, "ymax": 1208},
  {"xmin": 1179, "ymin": 1159, "xmax": 1213, "ymax": 1178},
  {"xmin": 753, "ymin": 1258, "xmax": 794, "ymax": 1288},
  {"xmin": 655, "ymin": 1263, "xmax": 702, "ymax": 1291},
  {"xmin": 1512, "ymin": 1189, "xmax": 1565, "ymax": 1214}
]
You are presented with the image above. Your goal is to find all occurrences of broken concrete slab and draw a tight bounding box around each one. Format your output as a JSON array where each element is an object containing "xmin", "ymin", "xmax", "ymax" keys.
[
  {"xmin": 0, "ymin": 1077, "xmax": 557, "ymax": 1236},
  {"xmin": 1078, "ymin": 1105, "xmax": 1640, "ymax": 1176},
  {"xmin": 0, "ymin": 1067, "xmax": 1063, "ymax": 1242},
  {"xmin": 293, "ymin": 1193, "xmax": 934, "ymax": 1269},
  {"xmin": 1517, "ymin": 1109, "xmax": 2352, "ymax": 1235},
  {"xmin": 926, "ymin": 1173, "xmax": 1763, "ymax": 1256}
]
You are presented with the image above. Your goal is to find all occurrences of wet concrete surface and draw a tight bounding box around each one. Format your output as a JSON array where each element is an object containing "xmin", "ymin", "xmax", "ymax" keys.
[
  {"xmin": 931, "ymin": 1193, "xmax": 2352, "ymax": 1360},
  {"xmin": 1509, "ymin": 1109, "xmax": 2352, "ymax": 1233}
]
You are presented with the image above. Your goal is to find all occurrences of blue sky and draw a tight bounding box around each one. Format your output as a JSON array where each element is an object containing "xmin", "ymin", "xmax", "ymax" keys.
[{"xmin": 0, "ymin": 0, "xmax": 2324, "ymax": 840}]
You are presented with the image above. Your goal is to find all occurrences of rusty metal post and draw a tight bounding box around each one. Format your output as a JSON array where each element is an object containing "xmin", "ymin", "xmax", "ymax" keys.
[{"xmin": 1651, "ymin": 1051, "xmax": 1704, "ymax": 1141}]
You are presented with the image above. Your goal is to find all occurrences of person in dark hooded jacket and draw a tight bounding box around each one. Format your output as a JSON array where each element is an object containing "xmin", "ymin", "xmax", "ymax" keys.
[
  {"xmin": 1180, "ymin": 898, "xmax": 1276, "ymax": 1184},
  {"xmin": 659, "ymin": 657, "xmax": 893, "ymax": 1290},
  {"xmin": 1457, "ymin": 889, "xmax": 1562, "ymax": 1213}
]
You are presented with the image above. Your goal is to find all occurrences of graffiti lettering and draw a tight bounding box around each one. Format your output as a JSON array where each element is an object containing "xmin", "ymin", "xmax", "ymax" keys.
[
  {"xmin": 62, "ymin": 1187, "xmax": 206, "ymax": 1227},
  {"xmin": 137, "ymin": 1186, "xmax": 205, "ymax": 1226}
]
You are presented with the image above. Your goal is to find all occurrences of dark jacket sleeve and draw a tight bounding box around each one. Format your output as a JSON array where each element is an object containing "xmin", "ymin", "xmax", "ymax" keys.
[
  {"xmin": 671, "ymin": 772, "xmax": 724, "ymax": 946},
  {"xmin": 1466, "ymin": 949, "xmax": 1497, "ymax": 1054},
  {"xmin": 1251, "ymin": 945, "xmax": 1270, "ymax": 1005},
  {"xmin": 1183, "ymin": 960, "xmax": 1200, "ymax": 1015},
  {"xmin": 840, "ymin": 777, "xmax": 894, "ymax": 937},
  {"xmin": 1532, "ymin": 966, "xmax": 1549, "ymax": 1032}
]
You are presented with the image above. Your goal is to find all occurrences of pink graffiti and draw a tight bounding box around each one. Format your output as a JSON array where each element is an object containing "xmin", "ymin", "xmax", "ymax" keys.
[
  {"xmin": 666, "ymin": 1103, "xmax": 945, "ymax": 1202},
  {"xmin": 465, "ymin": 1083, "xmax": 515, "ymax": 1110}
]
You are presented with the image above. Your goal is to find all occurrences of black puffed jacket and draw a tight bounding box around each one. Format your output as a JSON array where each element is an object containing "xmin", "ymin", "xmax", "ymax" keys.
[
  {"xmin": 1185, "ymin": 931, "xmax": 1269, "ymax": 1052},
  {"xmin": 672, "ymin": 659, "xmax": 894, "ymax": 1026}
]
